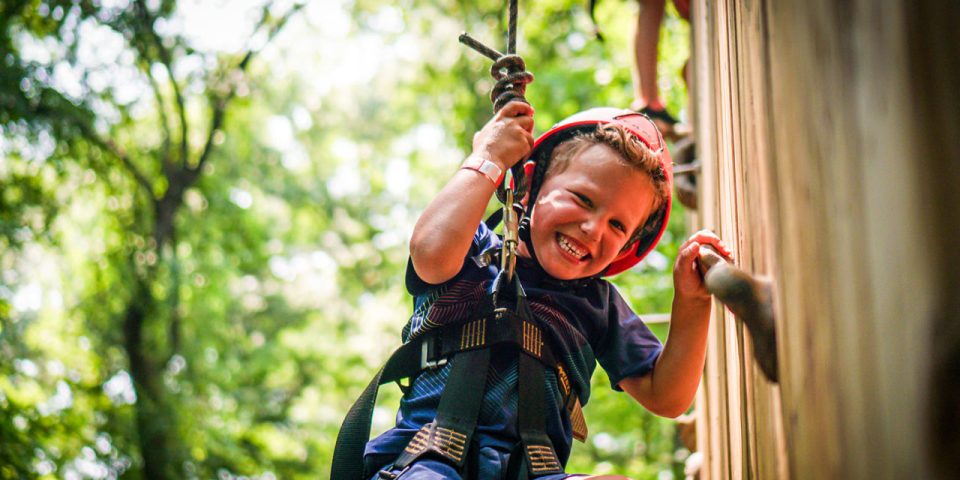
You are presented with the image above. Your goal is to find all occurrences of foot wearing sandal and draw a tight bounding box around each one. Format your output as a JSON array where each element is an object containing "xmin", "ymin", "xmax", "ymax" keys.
[
  {"xmin": 638, "ymin": 105, "xmax": 692, "ymax": 140},
  {"xmin": 638, "ymin": 105, "xmax": 679, "ymax": 126}
]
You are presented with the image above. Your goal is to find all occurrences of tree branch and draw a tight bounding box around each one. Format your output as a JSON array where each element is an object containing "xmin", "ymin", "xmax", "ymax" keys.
[
  {"xmin": 135, "ymin": 0, "xmax": 189, "ymax": 171},
  {"xmin": 192, "ymin": 99, "xmax": 225, "ymax": 177},
  {"xmin": 190, "ymin": 2, "xmax": 306, "ymax": 176},
  {"xmin": 143, "ymin": 59, "xmax": 175, "ymax": 175},
  {"xmin": 77, "ymin": 122, "xmax": 155, "ymax": 196}
]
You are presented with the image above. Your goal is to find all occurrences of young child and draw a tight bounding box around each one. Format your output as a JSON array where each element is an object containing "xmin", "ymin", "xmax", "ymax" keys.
[{"xmin": 359, "ymin": 102, "xmax": 731, "ymax": 479}]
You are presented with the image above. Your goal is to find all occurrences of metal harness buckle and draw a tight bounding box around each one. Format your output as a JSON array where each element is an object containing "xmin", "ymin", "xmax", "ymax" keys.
[
  {"xmin": 377, "ymin": 465, "xmax": 410, "ymax": 479},
  {"xmin": 420, "ymin": 336, "xmax": 448, "ymax": 370}
]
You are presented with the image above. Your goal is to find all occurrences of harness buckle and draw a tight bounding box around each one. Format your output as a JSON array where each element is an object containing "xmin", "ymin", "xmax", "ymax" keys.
[
  {"xmin": 420, "ymin": 336, "xmax": 448, "ymax": 370},
  {"xmin": 377, "ymin": 466, "xmax": 410, "ymax": 479}
]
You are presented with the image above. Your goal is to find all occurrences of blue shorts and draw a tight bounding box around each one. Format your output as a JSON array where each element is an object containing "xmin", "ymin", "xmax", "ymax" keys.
[{"xmin": 368, "ymin": 446, "xmax": 579, "ymax": 479}]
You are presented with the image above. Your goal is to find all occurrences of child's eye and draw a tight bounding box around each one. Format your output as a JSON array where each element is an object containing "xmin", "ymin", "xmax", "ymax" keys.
[
  {"xmin": 573, "ymin": 192, "xmax": 593, "ymax": 208},
  {"xmin": 610, "ymin": 220, "xmax": 626, "ymax": 233}
]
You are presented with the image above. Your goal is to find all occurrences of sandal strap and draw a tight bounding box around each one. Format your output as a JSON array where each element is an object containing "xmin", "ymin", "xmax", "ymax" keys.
[{"xmin": 639, "ymin": 106, "xmax": 679, "ymax": 126}]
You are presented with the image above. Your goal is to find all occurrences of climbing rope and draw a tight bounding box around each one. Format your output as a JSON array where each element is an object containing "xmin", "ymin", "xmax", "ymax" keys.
[{"xmin": 459, "ymin": 0, "xmax": 534, "ymax": 283}]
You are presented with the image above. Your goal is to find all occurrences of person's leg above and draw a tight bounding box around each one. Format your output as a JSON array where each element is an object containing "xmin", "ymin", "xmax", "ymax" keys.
[{"xmin": 631, "ymin": 0, "xmax": 667, "ymax": 112}]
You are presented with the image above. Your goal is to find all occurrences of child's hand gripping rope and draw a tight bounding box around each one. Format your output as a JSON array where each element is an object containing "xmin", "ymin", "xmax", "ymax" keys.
[{"xmin": 470, "ymin": 101, "xmax": 536, "ymax": 175}]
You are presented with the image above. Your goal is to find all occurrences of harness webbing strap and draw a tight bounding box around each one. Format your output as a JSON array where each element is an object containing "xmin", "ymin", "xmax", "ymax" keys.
[
  {"xmin": 518, "ymin": 350, "xmax": 564, "ymax": 475},
  {"xmin": 557, "ymin": 364, "xmax": 588, "ymax": 442},
  {"xmin": 429, "ymin": 311, "xmax": 559, "ymax": 369},
  {"xmin": 393, "ymin": 347, "xmax": 491, "ymax": 469},
  {"xmin": 332, "ymin": 298, "xmax": 580, "ymax": 478},
  {"xmin": 330, "ymin": 340, "xmax": 422, "ymax": 480}
]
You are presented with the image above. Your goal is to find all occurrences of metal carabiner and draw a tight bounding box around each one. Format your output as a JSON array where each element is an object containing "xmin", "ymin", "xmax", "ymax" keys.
[{"xmin": 500, "ymin": 185, "xmax": 519, "ymax": 282}]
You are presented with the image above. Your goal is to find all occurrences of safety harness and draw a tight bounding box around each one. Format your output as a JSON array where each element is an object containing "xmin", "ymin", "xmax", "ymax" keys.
[{"xmin": 330, "ymin": 256, "xmax": 588, "ymax": 478}]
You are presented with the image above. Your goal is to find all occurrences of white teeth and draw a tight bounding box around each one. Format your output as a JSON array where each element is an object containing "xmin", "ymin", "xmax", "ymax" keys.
[{"xmin": 558, "ymin": 234, "xmax": 588, "ymax": 259}]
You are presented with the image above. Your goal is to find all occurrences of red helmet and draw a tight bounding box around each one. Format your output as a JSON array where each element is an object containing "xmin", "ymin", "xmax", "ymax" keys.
[{"xmin": 520, "ymin": 107, "xmax": 673, "ymax": 277}]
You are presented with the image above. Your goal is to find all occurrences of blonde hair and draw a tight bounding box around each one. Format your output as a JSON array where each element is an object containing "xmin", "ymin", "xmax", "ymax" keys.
[{"xmin": 545, "ymin": 123, "xmax": 670, "ymax": 247}]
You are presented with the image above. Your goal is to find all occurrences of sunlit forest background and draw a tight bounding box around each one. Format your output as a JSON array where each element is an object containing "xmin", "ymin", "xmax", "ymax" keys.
[{"xmin": 0, "ymin": 0, "xmax": 692, "ymax": 478}]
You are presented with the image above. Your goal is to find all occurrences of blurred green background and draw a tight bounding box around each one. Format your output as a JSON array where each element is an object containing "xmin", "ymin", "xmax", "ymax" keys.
[{"xmin": 0, "ymin": 0, "xmax": 691, "ymax": 478}]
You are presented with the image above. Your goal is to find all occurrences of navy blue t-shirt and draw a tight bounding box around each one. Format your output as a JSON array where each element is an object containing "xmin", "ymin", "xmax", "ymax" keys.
[{"xmin": 364, "ymin": 222, "xmax": 662, "ymax": 473}]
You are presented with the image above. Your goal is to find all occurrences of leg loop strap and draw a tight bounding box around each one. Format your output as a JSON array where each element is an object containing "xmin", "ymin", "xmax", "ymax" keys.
[
  {"xmin": 399, "ymin": 422, "xmax": 469, "ymax": 465},
  {"xmin": 395, "ymin": 347, "xmax": 491, "ymax": 471},
  {"xmin": 519, "ymin": 344, "xmax": 564, "ymax": 475}
]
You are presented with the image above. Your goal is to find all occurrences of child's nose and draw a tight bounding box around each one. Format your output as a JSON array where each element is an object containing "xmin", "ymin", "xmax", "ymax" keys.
[{"xmin": 579, "ymin": 218, "xmax": 602, "ymax": 242}]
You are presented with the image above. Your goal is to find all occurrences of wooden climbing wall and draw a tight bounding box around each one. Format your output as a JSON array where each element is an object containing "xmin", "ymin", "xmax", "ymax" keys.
[
  {"xmin": 688, "ymin": 0, "xmax": 786, "ymax": 478},
  {"xmin": 688, "ymin": 0, "xmax": 958, "ymax": 478}
]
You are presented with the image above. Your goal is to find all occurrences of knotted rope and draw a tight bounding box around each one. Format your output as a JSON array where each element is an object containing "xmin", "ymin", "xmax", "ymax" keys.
[{"xmin": 458, "ymin": 0, "xmax": 534, "ymax": 283}]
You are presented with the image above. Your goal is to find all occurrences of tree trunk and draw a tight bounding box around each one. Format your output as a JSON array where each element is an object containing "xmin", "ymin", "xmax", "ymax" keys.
[
  {"xmin": 124, "ymin": 186, "xmax": 187, "ymax": 479},
  {"xmin": 123, "ymin": 275, "xmax": 177, "ymax": 479}
]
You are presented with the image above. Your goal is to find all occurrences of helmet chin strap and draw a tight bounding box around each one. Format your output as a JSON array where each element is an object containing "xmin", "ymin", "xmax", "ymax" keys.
[
  {"xmin": 517, "ymin": 154, "xmax": 546, "ymax": 267},
  {"xmin": 518, "ymin": 214, "xmax": 536, "ymax": 262}
]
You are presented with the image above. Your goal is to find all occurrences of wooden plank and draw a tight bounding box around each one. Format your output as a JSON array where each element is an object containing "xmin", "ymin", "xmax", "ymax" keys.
[
  {"xmin": 906, "ymin": 2, "xmax": 960, "ymax": 478},
  {"xmin": 714, "ymin": 1, "xmax": 750, "ymax": 478},
  {"xmin": 638, "ymin": 313, "xmax": 671, "ymax": 324},
  {"xmin": 763, "ymin": 2, "xmax": 846, "ymax": 473},
  {"xmin": 690, "ymin": 1, "xmax": 727, "ymax": 479},
  {"xmin": 732, "ymin": 1, "xmax": 757, "ymax": 475},
  {"xmin": 731, "ymin": 0, "xmax": 788, "ymax": 478}
]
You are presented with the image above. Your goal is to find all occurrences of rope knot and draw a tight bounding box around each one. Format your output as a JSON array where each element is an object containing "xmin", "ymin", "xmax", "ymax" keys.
[{"xmin": 490, "ymin": 54, "xmax": 535, "ymax": 113}]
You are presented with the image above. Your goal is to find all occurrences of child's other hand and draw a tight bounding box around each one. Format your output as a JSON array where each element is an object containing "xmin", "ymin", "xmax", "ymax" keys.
[
  {"xmin": 471, "ymin": 101, "xmax": 535, "ymax": 170},
  {"xmin": 673, "ymin": 230, "xmax": 734, "ymax": 302}
]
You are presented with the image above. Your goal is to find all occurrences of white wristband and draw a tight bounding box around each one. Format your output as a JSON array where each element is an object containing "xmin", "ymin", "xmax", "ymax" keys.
[{"xmin": 461, "ymin": 156, "xmax": 505, "ymax": 187}]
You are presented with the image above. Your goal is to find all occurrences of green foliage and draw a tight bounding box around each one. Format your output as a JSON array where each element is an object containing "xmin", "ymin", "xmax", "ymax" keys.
[{"xmin": 0, "ymin": 0, "xmax": 693, "ymax": 478}]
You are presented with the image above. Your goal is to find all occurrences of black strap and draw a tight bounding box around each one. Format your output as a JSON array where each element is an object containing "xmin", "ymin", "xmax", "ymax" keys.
[
  {"xmin": 332, "ymin": 300, "xmax": 572, "ymax": 478},
  {"xmin": 427, "ymin": 310, "xmax": 559, "ymax": 370},
  {"xmin": 393, "ymin": 347, "xmax": 491, "ymax": 469},
  {"xmin": 330, "ymin": 309, "xmax": 504, "ymax": 479},
  {"xmin": 484, "ymin": 209, "xmax": 504, "ymax": 230},
  {"xmin": 330, "ymin": 340, "xmax": 422, "ymax": 480},
  {"xmin": 518, "ymin": 328, "xmax": 564, "ymax": 476}
]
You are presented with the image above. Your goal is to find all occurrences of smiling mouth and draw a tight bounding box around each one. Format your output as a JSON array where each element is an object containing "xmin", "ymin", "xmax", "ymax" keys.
[{"xmin": 557, "ymin": 233, "xmax": 590, "ymax": 261}]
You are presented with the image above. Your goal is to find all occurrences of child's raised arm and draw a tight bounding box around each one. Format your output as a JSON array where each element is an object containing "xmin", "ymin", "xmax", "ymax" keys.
[
  {"xmin": 620, "ymin": 230, "xmax": 733, "ymax": 417},
  {"xmin": 410, "ymin": 101, "xmax": 535, "ymax": 285}
]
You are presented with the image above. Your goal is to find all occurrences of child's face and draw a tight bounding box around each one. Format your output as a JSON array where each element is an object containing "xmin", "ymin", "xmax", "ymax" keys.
[{"xmin": 523, "ymin": 144, "xmax": 657, "ymax": 280}]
